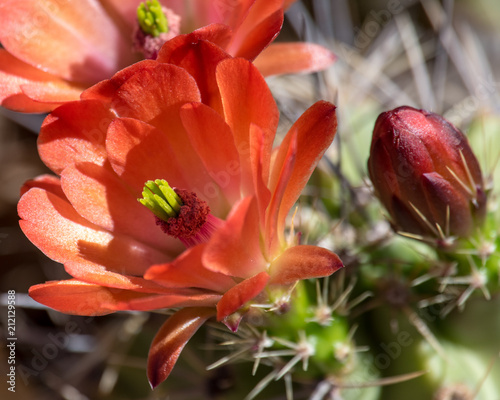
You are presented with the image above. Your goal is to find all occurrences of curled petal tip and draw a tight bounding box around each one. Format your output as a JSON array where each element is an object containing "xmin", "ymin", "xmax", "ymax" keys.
[
  {"xmin": 147, "ymin": 308, "xmax": 214, "ymax": 388},
  {"xmin": 269, "ymin": 245, "xmax": 344, "ymax": 286}
]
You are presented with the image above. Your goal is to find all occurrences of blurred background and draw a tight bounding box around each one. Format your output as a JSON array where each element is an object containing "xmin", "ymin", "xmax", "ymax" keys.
[{"xmin": 1, "ymin": 0, "xmax": 499, "ymax": 399}]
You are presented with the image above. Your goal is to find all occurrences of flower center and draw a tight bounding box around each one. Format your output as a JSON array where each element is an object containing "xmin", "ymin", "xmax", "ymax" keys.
[
  {"xmin": 138, "ymin": 179, "xmax": 221, "ymax": 247},
  {"xmin": 137, "ymin": 0, "xmax": 169, "ymax": 37},
  {"xmin": 133, "ymin": 0, "xmax": 181, "ymax": 59}
]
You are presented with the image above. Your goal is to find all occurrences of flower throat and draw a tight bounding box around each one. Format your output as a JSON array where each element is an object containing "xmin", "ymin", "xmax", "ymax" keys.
[{"xmin": 139, "ymin": 179, "xmax": 221, "ymax": 247}]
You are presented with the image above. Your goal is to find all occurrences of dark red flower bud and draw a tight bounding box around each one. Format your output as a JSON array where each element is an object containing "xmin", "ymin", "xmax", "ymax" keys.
[{"xmin": 367, "ymin": 106, "xmax": 486, "ymax": 243}]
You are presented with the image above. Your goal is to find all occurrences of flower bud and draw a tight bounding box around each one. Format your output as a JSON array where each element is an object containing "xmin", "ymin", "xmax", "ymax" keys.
[{"xmin": 367, "ymin": 106, "xmax": 486, "ymax": 243}]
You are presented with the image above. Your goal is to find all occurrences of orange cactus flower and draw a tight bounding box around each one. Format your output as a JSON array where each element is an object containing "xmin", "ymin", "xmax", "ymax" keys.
[
  {"xmin": 18, "ymin": 31, "xmax": 343, "ymax": 386},
  {"xmin": 0, "ymin": 0, "xmax": 334, "ymax": 112}
]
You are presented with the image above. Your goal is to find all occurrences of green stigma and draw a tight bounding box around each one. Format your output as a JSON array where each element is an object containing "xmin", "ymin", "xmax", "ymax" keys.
[
  {"xmin": 137, "ymin": 0, "xmax": 169, "ymax": 37},
  {"xmin": 138, "ymin": 179, "xmax": 183, "ymax": 221}
]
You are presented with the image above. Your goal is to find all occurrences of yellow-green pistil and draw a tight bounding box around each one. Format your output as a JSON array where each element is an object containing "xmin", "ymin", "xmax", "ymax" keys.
[
  {"xmin": 139, "ymin": 179, "xmax": 182, "ymax": 221},
  {"xmin": 137, "ymin": 0, "xmax": 169, "ymax": 37},
  {"xmin": 138, "ymin": 179, "xmax": 218, "ymax": 247}
]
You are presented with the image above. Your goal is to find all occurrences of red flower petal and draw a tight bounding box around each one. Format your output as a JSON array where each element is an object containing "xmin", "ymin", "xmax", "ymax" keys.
[
  {"xmin": 216, "ymin": 271, "xmax": 269, "ymax": 322},
  {"xmin": 38, "ymin": 99, "xmax": 115, "ymax": 174},
  {"xmin": 104, "ymin": 63, "xmax": 201, "ymax": 123},
  {"xmin": 0, "ymin": 0, "xmax": 135, "ymax": 83},
  {"xmin": 106, "ymin": 292, "xmax": 220, "ymax": 312},
  {"xmin": 28, "ymin": 280, "xmax": 147, "ymax": 316},
  {"xmin": 0, "ymin": 50, "xmax": 82, "ymax": 112},
  {"xmin": 203, "ymin": 197, "xmax": 267, "ymax": 279},
  {"xmin": 216, "ymin": 58, "xmax": 279, "ymax": 194},
  {"xmin": 18, "ymin": 188, "xmax": 169, "ymax": 276},
  {"xmin": 102, "ymin": 63, "xmax": 219, "ymax": 199},
  {"xmin": 157, "ymin": 29, "xmax": 232, "ymax": 113},
  {"xmin": 270, "ymin": 101, "xmax": 337, "ymax": 234},
  {"xmin": 81, "ymin": 60, "xmax": 158, "ymax": 106},
  {"xmin": 180, "ymin": 102, "xmax": 241, "ymax": 204},
  {"xmin": 29, "ymin": 280, "xmax": 218, "ymax": 316},
  {"xmin": 208, "ymin": 0, "xmax": 255, "ymax": 28},
  {"xmin": 158, "ymin": 24, "xmax": 233, "ymax": 60},
  {"xmin": 148, "ymin": 308, "xmax": 215, "ymax": 388},
  {"xmin": 0, "ymin": 90, "xmax": 52, "ymax": 113},
  {"xmin": 249, "ymin": 124, "xmax": 271, "ymax": 227},
  {"xmin": 63, "ymin": 260, "xmax": 173, "ymax": 293},
  {"xmin": 61, "ymin": 162, "xmax": 181, "ymax": 253},
  {"xmin": 106, "ymin": 118, "xmax": 187, "ymax": 193},
  {"xmin": 269, "ymin": 245, "xmax": 344, "ymax": 285},
  {"xmin": 145, "ymin": 244, "xmax": 235, "ymax": 292},
  {"xmin": 20, "ymin": 80, "xmax": 84, "ymax": 105},
  {"xmin": 106, "ymin": 118, "xmax": 222, "ymax": 212},
  {"xmin": 101, "ymin": 0, "xmax": 145, "ymax": 34},
  {"xmin": 265, "ymin": 128, "xmax": 297, "ymax": 254},
  {"xmin": 253, "ymin": 42, "xmax": 335, "ymax": 76},
  {"xmin": 227, "ymin": 0, "xmax": 284, "ymax": 60},
  {"xmin": 20, "ymin": 174, "xmax": 64, "ymax": 198}
]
